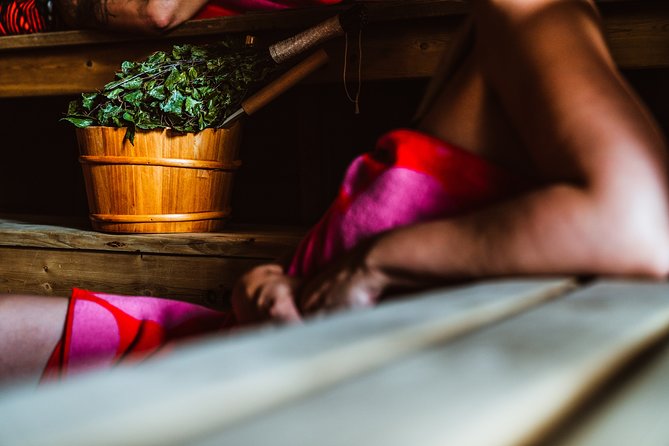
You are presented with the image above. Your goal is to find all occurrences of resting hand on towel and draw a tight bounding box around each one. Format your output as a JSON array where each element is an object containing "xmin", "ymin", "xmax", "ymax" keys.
[
  {"xmin": 232, "ymin": 264, "xmax": 303, "ymax": 324},
  {"xmin": 299, "ymin": 239, "xmax": 387, "ymax": 315}
]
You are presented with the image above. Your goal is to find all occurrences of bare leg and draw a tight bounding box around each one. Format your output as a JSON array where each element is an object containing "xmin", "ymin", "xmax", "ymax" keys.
[{"xmin": 0, "ymin": 295, "xmax": 68, "ymax": 386}]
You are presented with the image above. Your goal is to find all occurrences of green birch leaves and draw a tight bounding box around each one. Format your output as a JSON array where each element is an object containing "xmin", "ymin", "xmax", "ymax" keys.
[{"xmin": 64, "ymin": 40, "xmax": 276, "ymax": 142}]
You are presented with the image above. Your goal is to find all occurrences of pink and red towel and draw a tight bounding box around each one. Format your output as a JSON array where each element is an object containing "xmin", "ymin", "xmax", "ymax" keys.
[{"xmin": 43, "ymin": 129, "xmax": 526, "ymax": 380}]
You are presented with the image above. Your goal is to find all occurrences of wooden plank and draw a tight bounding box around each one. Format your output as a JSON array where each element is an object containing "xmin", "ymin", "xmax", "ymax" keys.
[
  {"xmin": 0, "ymin": 216, "xmax": 303, "ymax": 257},
  {"xmin": 0, "ymin": 1, "xmax": 469, "ymax": 51},
  {"xmin": 0, "ymin": 2, "xmax": 666, "ymax": 96},
  {"xmin": 0, "ymin": 278, "xmax": 574, "ymax": 446},
  {"xmin": 0, "ymin": 0, "xmax": 467, "ymax": 96},
  {"xmin": 0, "ymin": 42, "xmax": 176, "ymax": 97},
  {"xmin": 602, "ymin": 2, "xmax": 669, "ymax": 69},
  {"xmin": 0, "ymin": 0, "xmax": 646, "ymax": 52},
  {"xmin": 0, "ymin": 18, "xmax": 455, "ymax": 96},
  {"xmin": 197, "ymin": 281, "xmax": 669, "ymax": 446},
  {"xmin": 556, "ymin": 339, "xmax": 669, "ymax": 446},
  {"xmin": 0, "ymin": 246, "xmax": 262, "ymax": 305}
]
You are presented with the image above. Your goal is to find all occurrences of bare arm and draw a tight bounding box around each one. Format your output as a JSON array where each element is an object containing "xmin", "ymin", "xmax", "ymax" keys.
[
  {"xmin": 456, "ymin": 0, "xmax": 669, "ymax": 275},
  {"xmin": 55, "ymin": 0, "xmax": 209, "ymax": 33},
  {"xmin": 300, "ymin": 0, "xmax": 669, "ymax": 313}
]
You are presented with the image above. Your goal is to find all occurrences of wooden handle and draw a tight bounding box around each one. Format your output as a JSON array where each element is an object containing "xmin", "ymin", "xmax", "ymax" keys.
[{"xmin": 241, "ymin": 49, "xmax": 329, "ymax": 116}]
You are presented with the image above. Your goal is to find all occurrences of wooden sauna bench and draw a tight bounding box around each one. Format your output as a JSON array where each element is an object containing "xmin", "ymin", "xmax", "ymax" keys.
[
  {"xmin": 0, "ymin": 0, "xmax": 668, "ymax": 97},
  {"xmin": 0, "ymin": 215, "xmax": 303, "ymax": 305}
]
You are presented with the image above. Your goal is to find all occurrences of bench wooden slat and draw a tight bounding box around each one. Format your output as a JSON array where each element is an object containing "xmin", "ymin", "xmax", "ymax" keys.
[
  {"xmin": 197, "ymin": 281, "xmax": 669, "ymax": 446},
  {"xmin": 0, "ymin": 216, "xmax": 303, "ymax": 301},
  {"xmin": 557, "ymin": 340, "xmax": 669, "ymax": 446},
  {"xmin": 0, "ymin": 1, "xmax": 468, "ymax": 52},
  {"xmin": 0, "ymin": 278, "xmax": 574, "ymax": 446},
  {"xmin": 0, "ymin": 1, "xmax": 667, "ymax": 97},
  {"xmin": 0, "ymin": 216, "xmax": 303, "ymax": 257},
  {"xmin": 0, "ymin": 245, "xmax": 262, "ymax": 303},
  {"xmin": 0, "ymin": 16, "xmax": 460, "ymax": 97}
]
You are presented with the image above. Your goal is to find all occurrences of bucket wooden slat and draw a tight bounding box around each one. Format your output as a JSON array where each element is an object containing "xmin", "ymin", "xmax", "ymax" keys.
[
  {"xmin": 79, "ymin": 156, "xmax": 242, "ymax": 171},
  {"xmin": 89, "ymin": 210, "xmax": 231, "ymax": 224},
  {"xmin": 76, "ymin": 124, "xmax": 242, "ymax": 233}
]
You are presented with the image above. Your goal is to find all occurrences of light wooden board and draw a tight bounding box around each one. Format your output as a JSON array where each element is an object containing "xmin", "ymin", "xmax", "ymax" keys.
[
  {"xmin": 0, "ymin": 278, "xmax": 573, "ymax": 446},
  {"xmin": 0, "ymin": 216, "xmax": 303, "ymax": 257},
  {"xmin": 196, "ymin": 280, "xmax": 669, "ymax": 446},
  {"xmin": 556, "ymin": 339, "xmax": 669, "ymax": 446}
]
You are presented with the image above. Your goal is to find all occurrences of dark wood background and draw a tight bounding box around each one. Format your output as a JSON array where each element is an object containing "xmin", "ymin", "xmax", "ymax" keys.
[
  {"xmin": 0, "ymin": 78, "xmax": 426, "ymax": 226},
  {"xmin": 0, "ymin": 69, "xmax": 667, "ymax": 228}
]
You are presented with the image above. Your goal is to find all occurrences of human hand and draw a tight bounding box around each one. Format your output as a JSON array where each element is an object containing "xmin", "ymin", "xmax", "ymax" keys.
[
  {"xmin": 299, "ymin": 241, "xmax": 389, "ymax": 316},
  {"xmin": 231, "ymin": 264, "xmax": 302, "ymax": 325}
]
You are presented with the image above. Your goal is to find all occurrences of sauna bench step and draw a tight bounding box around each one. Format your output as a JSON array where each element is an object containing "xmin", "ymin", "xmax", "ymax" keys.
[
  {"xmin": 0, "ymin": 1, "xmax": 666, "ymax": 97},
  {"xmin": 0, "ymin": 215, "xmax": 304, "ymax": 306}
]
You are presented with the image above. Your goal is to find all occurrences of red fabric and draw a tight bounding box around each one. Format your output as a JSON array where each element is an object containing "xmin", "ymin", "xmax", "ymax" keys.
[
  {"xmin": 195, "ymin": 2, "xmax": 236, "ymax": 18},
  {"xmin": 288, "ymin": 129, "xmax": 529, "ymax": 277},
  {"xmin": 41, "ymin": 289, "xmax": 233, "ymax": 382},
  {"xmin": 0, "ymin": 0, "xmax": 50, "ymax": 35},
  {"xmin": 194, "ymin": 0, "xmax": 343, "ymax": 19}
]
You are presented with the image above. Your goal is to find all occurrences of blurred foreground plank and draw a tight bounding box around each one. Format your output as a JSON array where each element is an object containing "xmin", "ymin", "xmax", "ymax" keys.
[
  {"xmin": 557, "ymin": 339, "xmax": 669, "ymax": 446},
  {"xmin": 0, "ymin": 278, "xmax": 573, "ymax": 446},
  {"xmin": 196, "ymin": 281, "xmax": 669, "ymax": 446}
]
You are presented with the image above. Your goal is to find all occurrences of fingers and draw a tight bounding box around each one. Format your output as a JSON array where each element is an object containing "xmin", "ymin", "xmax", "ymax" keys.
[
  {"xmin": 267, "ymin": 292, "xmax": 303, "ymax": 324},
  {"xmin": 258, "ymin": 275, "xmax": 303, "ymax": 324},
  {"xmin": 231, "ymin": 264, "xmax": 302, "ymax": 324},
  {"xmin": 299, "ymin": 276, "xmax": 327, "ymax": 314},
  {"xmin": 299, "ymin": 268, "xmax": 380, "ymax": 316}
]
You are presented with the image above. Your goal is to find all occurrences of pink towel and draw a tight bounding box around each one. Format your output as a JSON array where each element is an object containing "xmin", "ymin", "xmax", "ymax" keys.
[{"xmin": 288, "ymin": 129, "xmax": 527, "ymax": 277}]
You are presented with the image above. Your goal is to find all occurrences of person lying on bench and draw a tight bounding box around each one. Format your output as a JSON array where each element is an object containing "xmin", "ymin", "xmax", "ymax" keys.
[{"xmin": 1, "ymin": 0, "xmax": 668, "ymax": 386}]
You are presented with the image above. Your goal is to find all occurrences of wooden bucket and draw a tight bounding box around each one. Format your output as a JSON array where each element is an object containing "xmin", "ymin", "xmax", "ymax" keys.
[{"xmin": 77, "ymin": 124, "xmax": 242, "ymax": 233}]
